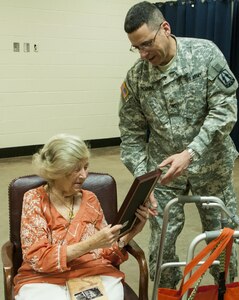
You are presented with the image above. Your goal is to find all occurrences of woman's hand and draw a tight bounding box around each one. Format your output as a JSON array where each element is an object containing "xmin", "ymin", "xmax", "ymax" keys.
[
  {"xmin": 67, "ymin": 224, "xmax": 123, "ymax": 262},
  {"xmin": 132, "ymin": 204, "xmax": 149, "ymax": 234},
  {"xmin": 89, "ymin": 224, "xmax": 123, "ymax": 249},
  {"xmin": 148, "ymin": 191, "xmax": 158, "ymax": 216},
  {"xmin": 119, "ymin": 204, "xmax": 149, "ymax": 246}
]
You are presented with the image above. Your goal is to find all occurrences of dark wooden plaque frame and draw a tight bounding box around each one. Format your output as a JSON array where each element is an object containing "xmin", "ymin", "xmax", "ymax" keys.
[{"xmin": 113, "ymin": 169, "xmax": 162, "ymax": 237}]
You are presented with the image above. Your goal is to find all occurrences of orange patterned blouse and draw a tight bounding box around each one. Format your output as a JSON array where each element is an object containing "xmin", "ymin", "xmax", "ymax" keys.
[{"xmin": 14, "ymin": 186, "xmax": 128, "ymax": 296}]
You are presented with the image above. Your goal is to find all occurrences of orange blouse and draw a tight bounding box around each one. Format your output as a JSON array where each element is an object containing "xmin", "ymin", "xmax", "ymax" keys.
[{"xmin": 14, "ymin": 186, "xmax": 128, "ymax": 296}]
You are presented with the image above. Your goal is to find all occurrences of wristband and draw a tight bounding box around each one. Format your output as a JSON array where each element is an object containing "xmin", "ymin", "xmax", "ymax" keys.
[
  {"xmin": 118, "ymin": 240, "xmax": 125, "ymax": 249},
  {"xmin": 187, "ymin": 148, "xmax": 196, "ymax": 162}
]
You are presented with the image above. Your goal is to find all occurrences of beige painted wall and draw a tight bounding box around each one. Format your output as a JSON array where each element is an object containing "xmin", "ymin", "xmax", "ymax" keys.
[{"xmin": 0, "ymin": 0, "xmax": 155, "ymax": 148}]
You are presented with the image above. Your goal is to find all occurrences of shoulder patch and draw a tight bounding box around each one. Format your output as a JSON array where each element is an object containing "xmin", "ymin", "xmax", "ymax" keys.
[
  {"xmin": 121, "ymin": 81, "xmax": 129, "ymax": 100},
  {"xmin": 218, "ymin": 69, "xmax": 235, "ymax": 88}
]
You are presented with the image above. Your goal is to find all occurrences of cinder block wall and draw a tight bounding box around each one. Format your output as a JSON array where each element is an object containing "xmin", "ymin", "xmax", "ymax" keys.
[{"xmin": 0, "ymin": 0, "xmax": 143, "ymax": 148}]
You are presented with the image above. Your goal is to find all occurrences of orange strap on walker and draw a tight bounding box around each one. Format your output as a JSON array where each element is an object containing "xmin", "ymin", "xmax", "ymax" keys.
[{"xmin": 180, "ymin": 227, "xmax": 234, "ymax": 297}]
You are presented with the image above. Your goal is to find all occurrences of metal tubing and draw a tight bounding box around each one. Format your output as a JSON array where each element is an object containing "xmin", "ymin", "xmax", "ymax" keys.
[
  {"xmin": 186, "ymin": 230, "xmax": 239, "ymax": 265},
  {"xmin": 202, "ymin": 203, "xmax": 239, "ymax": 226},
  {"xmin": 182, "ymin": 230, "xmax": 239, "ymax": 300},
  {"xmin": 151, "ymin": 195, "xmax": 239, "ymax": 300},
  {"xmin": 160, "ymin": 260, "xmax": 220, "ymax": 272},
  {"xmin": 177, "ymin": 196, "xmax": 224, "ymax": 206},
  {"xmin": 151, "ymin": 198, "xmax": 179, "ymax": 300},
  {"xmin": 202, "ymin": 203, "xmax": 229, "ymax": 228}
]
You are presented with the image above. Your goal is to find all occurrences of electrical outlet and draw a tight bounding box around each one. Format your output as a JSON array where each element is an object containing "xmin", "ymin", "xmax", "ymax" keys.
[{"xmin": 33, "ymin": 44, "xmax": 39, "ymax": 52}]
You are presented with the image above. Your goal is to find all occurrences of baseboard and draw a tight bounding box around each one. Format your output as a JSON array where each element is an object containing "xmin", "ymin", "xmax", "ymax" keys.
[{"xmin": 0, "ymin": 137, "xmax": 121, "ymax": 158}]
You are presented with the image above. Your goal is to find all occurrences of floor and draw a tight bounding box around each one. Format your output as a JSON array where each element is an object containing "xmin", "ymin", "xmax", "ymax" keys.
[{"xmin": 1, "ymin": 146, "xmax": 239, "ymax": 299}]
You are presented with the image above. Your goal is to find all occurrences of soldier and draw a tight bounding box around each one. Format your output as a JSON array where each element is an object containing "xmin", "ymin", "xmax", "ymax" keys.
[{"xmin": 119, "ymin": 1, "xmax": 238, "ymax": 288}]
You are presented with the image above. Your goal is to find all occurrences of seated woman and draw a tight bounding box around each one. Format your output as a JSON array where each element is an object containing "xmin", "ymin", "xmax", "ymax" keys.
[{"xmin": 14, "ymin": 134, "xmax": 149, "ymax": 300}]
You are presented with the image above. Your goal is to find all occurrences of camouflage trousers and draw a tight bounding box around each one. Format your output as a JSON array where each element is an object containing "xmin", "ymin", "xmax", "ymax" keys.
[{"xmin": 148, "ymin": 172, "xmax": 238, "ymax": 288}]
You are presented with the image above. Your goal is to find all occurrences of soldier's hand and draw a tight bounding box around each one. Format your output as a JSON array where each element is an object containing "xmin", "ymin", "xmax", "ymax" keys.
[{"xmin": 158, "ymin": 150, "xmax": 191, "ymax": 185}]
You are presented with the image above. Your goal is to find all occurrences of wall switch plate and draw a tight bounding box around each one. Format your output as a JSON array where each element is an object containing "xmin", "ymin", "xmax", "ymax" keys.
[
  {"xmin": 23, "ymin": 43, "xmax": 30, "ymax": 52},
  {"xmin": 13, "ymin": 42, "xmax": 20, "ymax": 52}
]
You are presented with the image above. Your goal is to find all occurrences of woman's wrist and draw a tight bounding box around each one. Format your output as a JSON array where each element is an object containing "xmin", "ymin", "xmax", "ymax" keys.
[
  {"xmin": 118, "ymin": 233, "xmax": 132, "ymax": 249},
  {"xmin": 118, "ymin": 239, "xmax": 126, "ymax": 249},
  {"xmin": 67, "ymin": 239, "xmax": 94, "ymax": 262}
]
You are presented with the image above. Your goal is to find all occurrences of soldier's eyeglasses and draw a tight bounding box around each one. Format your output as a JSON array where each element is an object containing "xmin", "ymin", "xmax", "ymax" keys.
[{"xmin": 130, "ymin": 24, "xmax": 162, "ymax": 53}]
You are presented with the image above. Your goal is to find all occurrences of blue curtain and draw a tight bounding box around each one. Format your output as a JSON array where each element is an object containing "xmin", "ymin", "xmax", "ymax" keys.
[
  {"xmin": 155, "ymin": 0, "xmax": 232, "ymax": 61},
  {"xmin": 230, "ymin": 0, "xmax": 239, "ymax": 148},
  {"xmin": 155, "ymin": 0, "xmax": 239, "ymax": 151}
]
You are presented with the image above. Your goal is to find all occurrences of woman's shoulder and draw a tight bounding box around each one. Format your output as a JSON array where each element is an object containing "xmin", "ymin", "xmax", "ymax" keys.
[
  {"xmin": 81, "ymin": 189, "xmax": 102, "ymax": 208},
  {"xmin": 23, "ymin": 185, "xmax": 47, "ymax": 203},
  {"xmin": 81, "ymin": 189, "xmax": 98, "ymax": 201}
]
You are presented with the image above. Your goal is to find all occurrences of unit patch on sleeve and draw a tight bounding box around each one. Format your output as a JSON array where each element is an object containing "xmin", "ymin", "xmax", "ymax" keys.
[
  {"xmin": 121, "ymin": 81, "xmax": 129, "ymax": 100},
  {"xmin": 218, "ymin": 69, "xmax": 235, "ymax": 88}
]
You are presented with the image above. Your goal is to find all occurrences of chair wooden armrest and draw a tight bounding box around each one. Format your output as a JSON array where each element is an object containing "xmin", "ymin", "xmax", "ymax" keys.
[
  {"xmin": 125, "ymin": 239, "xmax": 148, "ymax": 300},
  {"xmin": 1, "ymin": 241, "xmax": 14, "ymax": 300}
]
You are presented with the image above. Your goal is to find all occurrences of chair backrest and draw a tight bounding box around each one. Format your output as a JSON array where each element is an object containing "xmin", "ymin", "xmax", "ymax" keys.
[{"xmin": 8, "ymin": 172, "xmax": 118, "ymax": 276}]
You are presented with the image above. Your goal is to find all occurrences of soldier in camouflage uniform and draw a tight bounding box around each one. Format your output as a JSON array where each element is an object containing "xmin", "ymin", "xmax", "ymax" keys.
[{"xmin": 119, "ymin": 1, "xmax": 238, "ymax": 288}]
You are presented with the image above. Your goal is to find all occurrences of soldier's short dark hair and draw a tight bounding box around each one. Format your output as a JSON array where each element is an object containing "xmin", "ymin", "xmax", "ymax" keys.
[{"xmin": 124, "ymin": 1, "xmax": 164, "ymax": 33}]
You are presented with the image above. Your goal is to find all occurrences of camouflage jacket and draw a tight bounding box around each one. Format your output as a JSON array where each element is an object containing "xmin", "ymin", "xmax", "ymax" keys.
[{"xmin": 119, "ymin": 37, "xmax": 238, "ymax": 180}]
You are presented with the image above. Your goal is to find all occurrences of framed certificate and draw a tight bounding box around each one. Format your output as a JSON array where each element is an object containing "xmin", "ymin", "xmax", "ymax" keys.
[{"xmin": 113, "ymin": 169, "xmax": 162, "ymax": 237}]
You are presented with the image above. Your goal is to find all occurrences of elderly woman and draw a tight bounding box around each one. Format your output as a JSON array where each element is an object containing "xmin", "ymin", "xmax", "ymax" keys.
[{"xmin": 14, "ymin": 134, "xmax": 149, "ymax": 300}]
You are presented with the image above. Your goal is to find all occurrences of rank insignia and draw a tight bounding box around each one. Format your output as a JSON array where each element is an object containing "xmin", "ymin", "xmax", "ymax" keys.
[
  {"xmin": 121, "ymin": 81, "xmax": 129, "ymax": 100},
  {"xmin": 218, "ymin": 69, "xmax": 235, "ymax": 88}
]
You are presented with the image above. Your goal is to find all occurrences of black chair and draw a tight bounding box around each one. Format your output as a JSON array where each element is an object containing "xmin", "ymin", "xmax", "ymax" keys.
[{"xmin": 1, "ymin": 173, "xmax": 148, "ymax": 300}]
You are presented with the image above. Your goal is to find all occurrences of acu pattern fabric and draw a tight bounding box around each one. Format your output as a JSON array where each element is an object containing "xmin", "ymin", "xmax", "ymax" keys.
[{"xmin": 119, "ymin": 37, "xmax": 238, "ymax": 288}]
